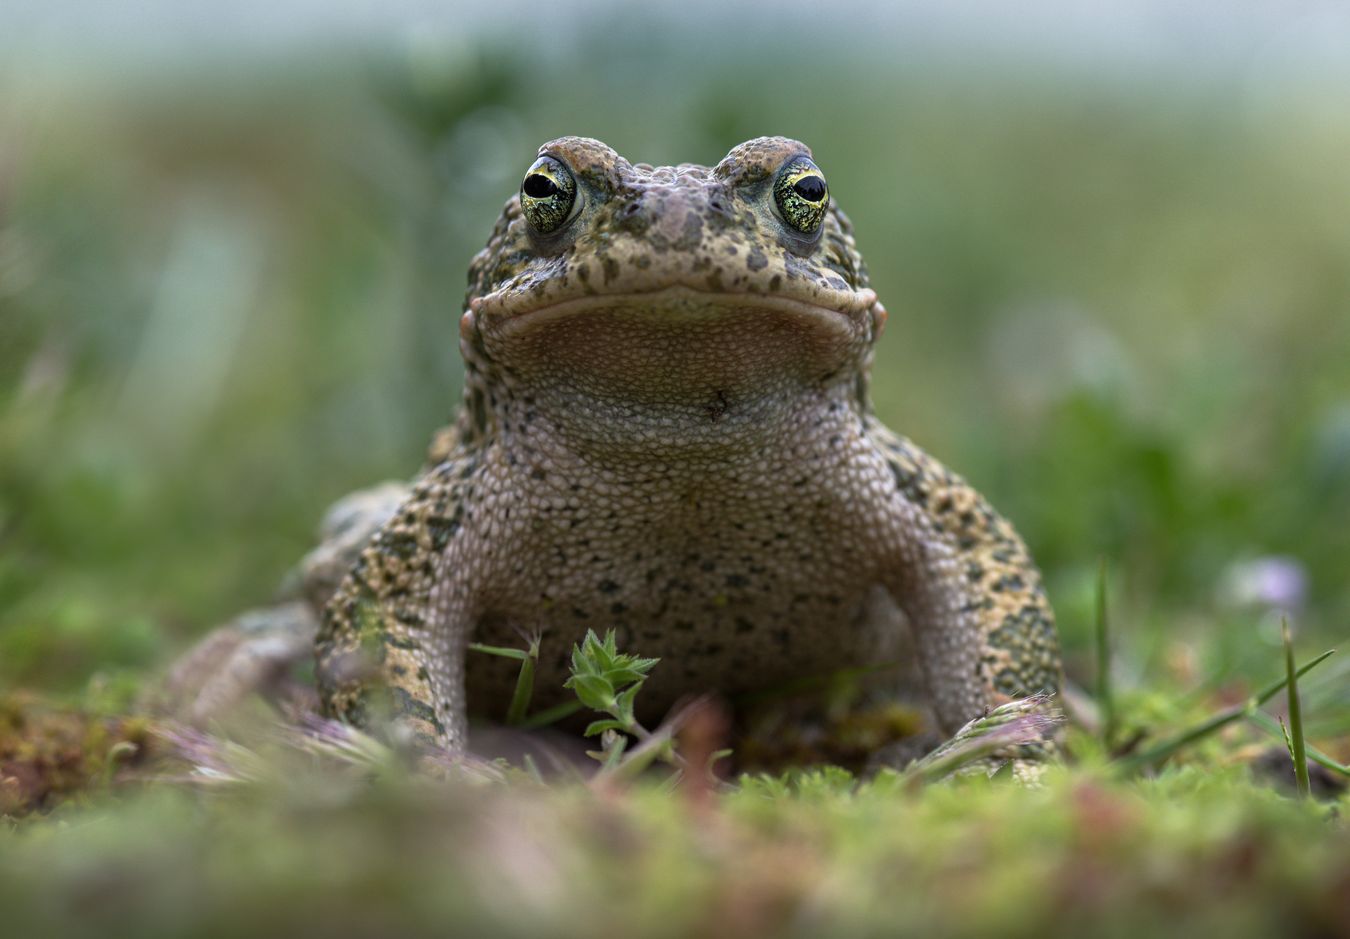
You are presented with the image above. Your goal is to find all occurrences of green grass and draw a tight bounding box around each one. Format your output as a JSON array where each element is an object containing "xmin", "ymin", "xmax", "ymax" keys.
[{"xmin": 2, "ymin": 21, "xmax": 1349, "ymax": 938}]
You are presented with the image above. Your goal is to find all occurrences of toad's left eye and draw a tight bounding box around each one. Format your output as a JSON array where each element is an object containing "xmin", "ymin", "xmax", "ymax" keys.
[
  {"xmin": 773, "ymin": 157, "xmax": 829, "ymax": 235},
  {"xmin": 520, "ymin": 155, "xmax": 578, "ymax": 234}
]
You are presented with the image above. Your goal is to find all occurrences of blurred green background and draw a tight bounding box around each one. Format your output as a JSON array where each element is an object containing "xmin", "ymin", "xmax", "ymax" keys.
[{"xmin": 1, "ymin": 1, "xmax": 1347, "ymax": 710}]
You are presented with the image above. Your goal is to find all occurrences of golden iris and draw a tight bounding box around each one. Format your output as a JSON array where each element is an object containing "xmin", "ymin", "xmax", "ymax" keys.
[
  {"xmin": 773, "ymin": 158, "xmax": 828, "ymax": 235},
  {"xmin": 520, "ymin": 155, "xmax": 577, "ymax": 234}
]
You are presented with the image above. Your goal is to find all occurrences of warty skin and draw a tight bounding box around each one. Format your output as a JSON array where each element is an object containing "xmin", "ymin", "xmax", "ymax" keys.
[{"xmin": 313, "ymin": 135, "xmax": 1063, "ymax": 760}]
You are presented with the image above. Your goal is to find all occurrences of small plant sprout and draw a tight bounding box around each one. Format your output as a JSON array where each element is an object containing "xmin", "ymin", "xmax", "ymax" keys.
[
  {"xmin": 563, "ymin": 629, "xmax": 703, "ymax": 782},
  {"xmin": 564, "ymin": 629, "xmax": 660, "ymax": 737}
]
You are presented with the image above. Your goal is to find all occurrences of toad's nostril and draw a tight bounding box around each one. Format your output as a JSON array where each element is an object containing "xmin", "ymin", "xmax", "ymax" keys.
[{"xmin": 617, "ymin": 197, "xmax": 649, "ymax": 232}]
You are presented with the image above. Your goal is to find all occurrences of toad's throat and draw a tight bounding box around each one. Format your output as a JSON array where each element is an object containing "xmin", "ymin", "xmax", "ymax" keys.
[{"xmin": 468, "ymin": 289, "xmax": 874, "ymax": 459}]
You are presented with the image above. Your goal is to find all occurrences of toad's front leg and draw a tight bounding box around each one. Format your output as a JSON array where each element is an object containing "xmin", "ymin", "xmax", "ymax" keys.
[
  {"xmin": 870, "ymin": 422, "xmax": 1063, "ymax": 770},
  {"xmin": 315, "ymin": 458, "xmax": 487, "ymax": 753}
]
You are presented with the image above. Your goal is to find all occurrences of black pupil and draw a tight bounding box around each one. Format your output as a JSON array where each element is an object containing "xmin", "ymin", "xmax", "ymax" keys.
[
  {"xmin": 523, "ymin": 173, "xmax": 559, "ymax": 199},
  {"xmin": 792, "ymin": 175, "xmax": 826, "ymax": 202}
]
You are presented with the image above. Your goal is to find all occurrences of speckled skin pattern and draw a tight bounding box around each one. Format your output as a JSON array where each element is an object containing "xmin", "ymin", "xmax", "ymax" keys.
[{"xmin": 314, "ymin": 136, "xmax": 1062, "ymax": 753}]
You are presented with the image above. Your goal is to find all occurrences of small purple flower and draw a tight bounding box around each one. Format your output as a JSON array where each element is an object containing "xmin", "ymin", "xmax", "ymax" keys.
[{"xmin": 1220, "ymin": 556, "xmax": 1308, "ymax": 615}]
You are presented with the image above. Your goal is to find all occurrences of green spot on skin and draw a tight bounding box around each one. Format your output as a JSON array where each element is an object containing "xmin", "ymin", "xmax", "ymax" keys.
[{"xmin": 354, "ymin": 597, "xmax": 387, "ymax": 655}]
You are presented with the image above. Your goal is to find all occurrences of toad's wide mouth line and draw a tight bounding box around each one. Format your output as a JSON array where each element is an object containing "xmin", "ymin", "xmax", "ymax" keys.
[{"xmin": 470, "ymin": 285, "xmax": 878, "ymax": 338}]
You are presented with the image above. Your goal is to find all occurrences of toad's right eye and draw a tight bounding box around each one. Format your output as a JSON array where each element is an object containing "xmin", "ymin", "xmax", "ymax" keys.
[
  {"xmin": 772, "ymin": 156, "xmax": 829, "ymax": 236},
  {"xmin": 520, "ymin": 155, "xmax": 578, "ymax": 234}
]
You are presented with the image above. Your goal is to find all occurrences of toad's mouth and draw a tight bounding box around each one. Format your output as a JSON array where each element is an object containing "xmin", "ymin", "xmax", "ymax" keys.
[{"xmin": 467, "ymin": 284, "xmax": 881, "ymax": 344}]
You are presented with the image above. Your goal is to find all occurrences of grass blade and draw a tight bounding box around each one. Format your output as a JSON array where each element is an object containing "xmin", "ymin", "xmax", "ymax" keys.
[
  {"xmin": 900, "ymin": 694, "xmax": 1062, "ymax": 788},
  {"xmin": 1246, "ymin": 710, "xmax": 1350, "ymax": 778},
  {"xmin": 467, "ymin": 643, "xmax": 530, "ymax": 661},
  {"xmin": 505, "ymin": 637, "xmax": 541, "ymax": 727},
  {"xmin": 1283, "ymin": 619, "xmax": 1311, "ymax": 797},
  {"xmin": 1095, "ymin": 558, "xmax": 1115, "ymax": 748},
  {"xmin": 1113, "ymin": 648, "xmax": 1336, "ymax": 776},
  {"xmin": 518, "ymin": 700, "xmax": 584, "ymax": 730}
]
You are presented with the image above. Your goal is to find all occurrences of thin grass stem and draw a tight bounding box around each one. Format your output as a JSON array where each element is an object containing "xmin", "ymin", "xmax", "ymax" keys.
[
  {"xmin": 1095, "ymin": 558, "xmax": 1115, "ymax": 749},
  {"xmin": 505, "ymin": 637, "xmax": 540, "ymax": 726},
  {"xmin": 1283, "ymin": 619, "xmax": 1311, "ymax": 797}
]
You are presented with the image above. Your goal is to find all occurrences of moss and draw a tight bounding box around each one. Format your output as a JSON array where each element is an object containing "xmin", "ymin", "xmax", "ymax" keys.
[
  {"xmin": 0, "ymin": 749, "xmax": 1346, "ymax": 939},
  {"xmin": 0, "ymin": 694, "xmax": 155, "ymax": 817}
]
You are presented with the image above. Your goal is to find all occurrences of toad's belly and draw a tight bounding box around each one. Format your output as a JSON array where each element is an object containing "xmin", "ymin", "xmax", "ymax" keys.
[
  {"xmin": 462, "ymin": 433, "xmax": 906, "ymax": 722},
  {"xmin": 465, "ymin": 552, "xmax": 905, "ymax": 722}
]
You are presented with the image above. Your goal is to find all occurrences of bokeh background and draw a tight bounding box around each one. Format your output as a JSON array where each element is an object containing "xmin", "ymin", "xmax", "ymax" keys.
[{"xmin": 1, "ymin": 0, "xmax": 1348, "ymax": 720}]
